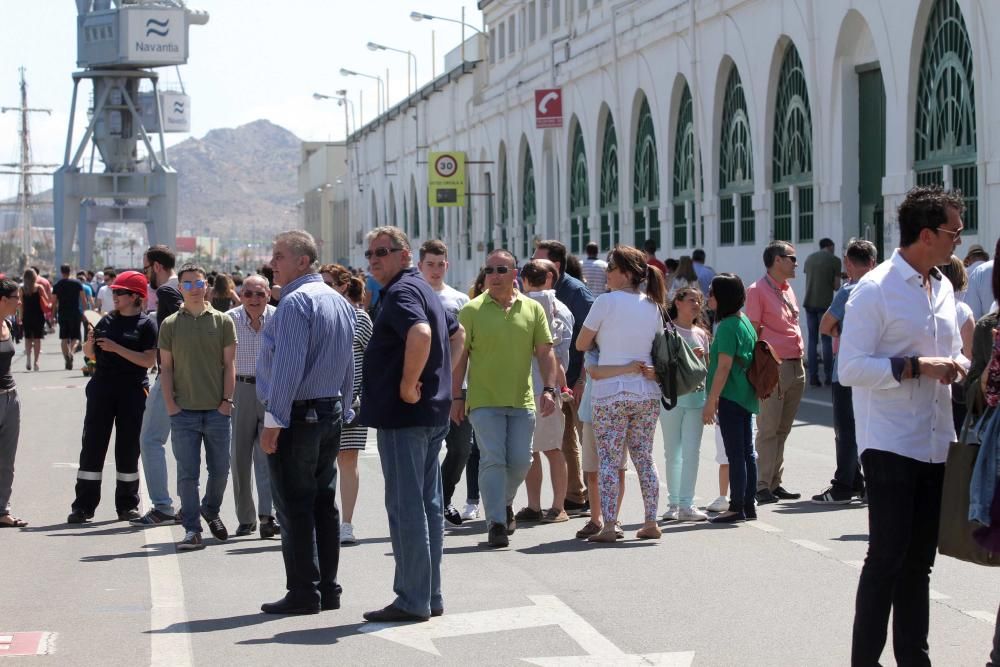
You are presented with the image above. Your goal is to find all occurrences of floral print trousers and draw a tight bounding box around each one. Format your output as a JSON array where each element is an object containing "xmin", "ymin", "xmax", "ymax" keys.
[{"xmin": 592, "ymin": 397, "xmax": 661, "ymax": 523}]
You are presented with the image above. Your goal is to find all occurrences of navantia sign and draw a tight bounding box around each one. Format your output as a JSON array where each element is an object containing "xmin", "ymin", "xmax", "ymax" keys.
[{"xmin": 535, "ymin": 88, "xmax": 563, "ymax": 128}]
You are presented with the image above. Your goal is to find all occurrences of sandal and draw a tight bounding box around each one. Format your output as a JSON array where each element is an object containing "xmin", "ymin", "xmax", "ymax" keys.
[
  {"xmin": 636, "ymin": 524, "xmax": 662, "ymax": 540},
  {"xmin": 0, "ymin": 515, "xmax": 27, "ymax": 528},
  {"xmin": 587, "ymin": 525, "xmax": 618, "ymax": 543},
  {"xmin": 575, "ymin": 521, "xmax": 602, "ymax": 539}
]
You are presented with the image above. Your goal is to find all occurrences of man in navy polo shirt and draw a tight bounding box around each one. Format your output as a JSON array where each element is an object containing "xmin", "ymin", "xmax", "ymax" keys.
[{"xmin": 360, "ymin": 226, "xmax": 465, "ymax": 624}]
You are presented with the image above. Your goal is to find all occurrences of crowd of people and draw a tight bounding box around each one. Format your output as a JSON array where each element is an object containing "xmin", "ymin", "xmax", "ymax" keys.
[{"xmin": 0, "ymin": 185, "xmax": 996, "ymax": 662}]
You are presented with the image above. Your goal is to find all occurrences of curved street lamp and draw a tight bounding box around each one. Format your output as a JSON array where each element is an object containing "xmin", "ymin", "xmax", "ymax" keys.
[
  {"xmin": 339, "ymin": 68, "xmax": 385, "ymax": 116},
  {"xmin": 409, "ymin": 8, "xmax": 483, "ymax": 64},
  {"xmin": 367, "ymin": 41, "xmax": 419, "ymax": 95}
]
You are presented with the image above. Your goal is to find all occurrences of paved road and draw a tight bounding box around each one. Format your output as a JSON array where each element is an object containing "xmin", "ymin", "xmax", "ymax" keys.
[{"xmin": 2, "ymin": 340, "xmax": 997, "ymax": 665}]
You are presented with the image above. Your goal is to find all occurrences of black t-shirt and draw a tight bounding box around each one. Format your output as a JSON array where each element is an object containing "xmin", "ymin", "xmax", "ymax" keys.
[
  {"xmin": 92, "ymin": 312, "xmax": 158, "ymax": 386},
  {"xmin": 155, "ymin": 284, "xmax": 183, "ymax": 328},
  {"xmin": 52, "ymin": 278, "xmax": 84, "ymax": 316}
]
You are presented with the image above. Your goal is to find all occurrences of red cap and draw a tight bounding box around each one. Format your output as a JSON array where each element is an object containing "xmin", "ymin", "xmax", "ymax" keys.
[{"xmin": 111, "ymin": 270, "xmax": 148, "ymax": 297}]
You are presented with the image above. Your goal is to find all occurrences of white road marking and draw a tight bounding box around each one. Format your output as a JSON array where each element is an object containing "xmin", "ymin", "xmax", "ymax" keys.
[
  {"xmin": 966, "ymin": 610, "xmax": 995, "ymax": 623},
  {"xmin": 361, "ymin": 594, "xmax": 693, "ymax": 664},
  {"xmin": 789, "ymin": 539, "xmax": 831, "ymax": 553},
  {"xmin": 928, "ymin": 589, "xmax": 950, "ymax": 601},
  {"xmin": 842, "ymin": 560, "xmax": 865, "ymax": 570},
  {"xmin": 747, "ymin": 521, "xmax": 782, "ymax": 533}
]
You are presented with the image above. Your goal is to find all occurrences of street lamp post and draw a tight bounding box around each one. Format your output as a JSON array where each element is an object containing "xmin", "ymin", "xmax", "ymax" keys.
[
  {"xmin": 367, "ymin": 41, "xmax": 418, "ymax": 95},
  {"xmin": 410, "ymin": 7, "xmax": 483, "ymax": 64},
  {"xmin": 339, "ymin": 68, "xmax": 385, "ymax": 118}
]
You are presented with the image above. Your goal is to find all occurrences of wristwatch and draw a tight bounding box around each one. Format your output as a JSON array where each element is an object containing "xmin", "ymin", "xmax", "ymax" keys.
[
  {"xmin": 542, "ymin": 386, "xmax": 557, "ymax": 396},
  {"xmin": 222, "ymin": 397, "xmax": 235, "ymax": 405}
]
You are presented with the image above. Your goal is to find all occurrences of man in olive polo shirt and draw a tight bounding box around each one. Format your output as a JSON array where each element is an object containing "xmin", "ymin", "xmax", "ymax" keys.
[
  {"xmin": 453, "ymin": 249, "xmax": 559, "ymax": 548},
  {"xmin": 159, "ymin": 264, "xmax": 238, "ymax": 551}
]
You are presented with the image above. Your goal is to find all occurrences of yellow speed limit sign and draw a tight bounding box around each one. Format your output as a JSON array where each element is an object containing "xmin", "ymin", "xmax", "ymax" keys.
[{"xmin": 428, "ymin": 151, "xmax": 465, "ymax": 207}]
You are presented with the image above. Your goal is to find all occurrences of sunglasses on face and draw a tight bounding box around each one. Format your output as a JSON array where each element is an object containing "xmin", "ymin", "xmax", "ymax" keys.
[
  {"xmin": 243, "ymin": 290, "xmax": 267, "ymax": 298},
  {"xmin": 483, "ymin": 266, "xmax": 513, "ymax": 275},
  {"xmin": 182, "ymin": 280, "xmax": 206, "ymax": 291},
  {"xmin": 112, "ymin": 289, "xmax": 135, "ymax": 297},
  {"xmin": 780, "ymin": 254, "xmax": 798, "ymax": 265},
  {"xmin": 364, "ymin": 247, "xmax": 402, "ymax": 259}
]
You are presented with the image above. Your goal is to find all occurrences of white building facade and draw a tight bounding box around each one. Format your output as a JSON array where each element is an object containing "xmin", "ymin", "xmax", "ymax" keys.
[
  {"xmin": 299, "ymin": 142, "xmax": 350, "ymax": 265},
  {"xmin": 345, "ymin": 0, "xmax": 998, "ymax": 291}
]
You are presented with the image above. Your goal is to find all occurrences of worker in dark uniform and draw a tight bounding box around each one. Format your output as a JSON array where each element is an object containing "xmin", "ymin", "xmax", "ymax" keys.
[{"xmin": 68, "ymin": 271, "xmax": 159, "ymax": 523}]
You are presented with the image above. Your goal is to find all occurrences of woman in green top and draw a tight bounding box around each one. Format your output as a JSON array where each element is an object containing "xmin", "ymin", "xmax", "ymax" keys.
[{"xmin": 702, "ymin": 273, "xmax": 760, "ymax": 524}]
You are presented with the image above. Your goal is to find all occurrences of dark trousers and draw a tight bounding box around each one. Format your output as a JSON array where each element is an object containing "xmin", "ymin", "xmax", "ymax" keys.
[
  {"xmin": 441, "ymin": 416, "xmax": 472, "ymax": 506},
  {"xmin": 806, "ymin": 306, "xmax": 834, "ymax": 383},
  {"xmin": 718, "ymin": 397, "xmax": 757, "ymax": 514},
  {"xmin": 267, "ymin": 398, "xmax": 343, "ymax": 603},
  {"xmin": 831, "ymin": 382, "xmax": 865, "ymax": 493},
  {"xmin": 73, "ymin": 380, "xmax": 147, "ymax": 514},
  {"xmin": 465, "ymin": 431, "xmax": 481, "ymax": 503},
  {"xmin": 852, "ymin": 449, "xmax": 945, "ymax": 667}
]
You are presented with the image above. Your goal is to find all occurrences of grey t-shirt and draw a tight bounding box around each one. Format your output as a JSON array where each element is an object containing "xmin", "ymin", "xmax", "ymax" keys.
[{"xmin": 435, "ymin": 283, "xmax": 469, "ymax": 390}]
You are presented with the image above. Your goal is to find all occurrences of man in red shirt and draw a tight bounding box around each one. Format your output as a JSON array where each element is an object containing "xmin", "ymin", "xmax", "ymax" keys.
[
  {"xmin": 745, "ymin": 241, "xmax": 806, "ymax": 504},
  {"xmin": 643, "ymin": 239, "xmax": 667, "ymax": 276}
]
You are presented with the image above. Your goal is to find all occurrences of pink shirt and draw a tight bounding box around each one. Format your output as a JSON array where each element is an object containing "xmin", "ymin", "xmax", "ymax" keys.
[{"xmin": 745, "ymin": 275, "xmax": 804, "ymax": 359}]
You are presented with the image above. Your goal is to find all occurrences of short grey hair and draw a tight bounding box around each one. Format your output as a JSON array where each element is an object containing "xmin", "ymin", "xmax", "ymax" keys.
[
  {"xmin": 274, "ymin": 230, "xmax": 318, "ymax": 266},
  {"xmin": 366, "ymin": 225, "xmax": 411, "ymax": 252},
  {"xmin": 243, "ymin": 274, "xmax": 270, "ymax": 291}
]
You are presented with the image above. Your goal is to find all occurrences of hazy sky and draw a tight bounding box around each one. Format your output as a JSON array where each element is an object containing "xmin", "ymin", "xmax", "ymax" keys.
[{"xmin": 0, "ymin": 0, "xmax": 484, "ymax": 199}]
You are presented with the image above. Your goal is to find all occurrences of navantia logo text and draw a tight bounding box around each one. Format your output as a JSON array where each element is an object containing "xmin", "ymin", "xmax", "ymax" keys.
[
  {"xmin": 173, "ymin": 101, "xmax": 185, "ymax": 114},
  {"xmin": 145, "ymin": 17, "xmax": 169, "ymax": 37}
]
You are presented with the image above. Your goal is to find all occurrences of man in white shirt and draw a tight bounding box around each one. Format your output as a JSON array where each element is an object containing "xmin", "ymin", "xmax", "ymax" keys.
[
  {"xmin": 838, "ymin": 186, "xmax": 968, "ymax": 666},
  {"xmin": 418, "ymin": 240, "xmax": 474, "ymax": 526},
  {"xmin": 580, "ymin": 242, "xmax": 607, "ymax": 295},
  {"xmin": 964, "ymin": 255, "xmax": 995, "ymax": 321},
  {"xmin": 96, "ymin": 270, "xmax": 116, "ymax": 313}
]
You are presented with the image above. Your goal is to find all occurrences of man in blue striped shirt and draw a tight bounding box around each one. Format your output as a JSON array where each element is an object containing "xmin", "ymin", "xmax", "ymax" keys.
[{"xmin": 256, "ymin": 230, "xmax": 356, "ymax": 615}]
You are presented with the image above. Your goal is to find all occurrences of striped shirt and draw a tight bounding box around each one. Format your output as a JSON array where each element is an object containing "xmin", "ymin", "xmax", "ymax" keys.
[
  {"xmin": 256, "ymin": 273, "xmax": 356, "ymax": 428},
  {"xmin": 227, "ymin": 304, "xmax": 275, "ymax": 377},
  {"xmin": 351, "ymin": 306, "xmax": 373, "ymax": 401},
  {"xmin": 581, "ymin": 257, "xmax": 608, "ymax": 295}
]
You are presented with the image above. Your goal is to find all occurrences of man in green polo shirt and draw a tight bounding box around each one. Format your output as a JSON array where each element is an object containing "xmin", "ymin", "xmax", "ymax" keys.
[
  {"xmin": 159, "ymin": 264, "xmax": 238, "ymax": 551},
  {"xmin": 452, "ymin": 249, "xmax": 558, "ymax": 548}
]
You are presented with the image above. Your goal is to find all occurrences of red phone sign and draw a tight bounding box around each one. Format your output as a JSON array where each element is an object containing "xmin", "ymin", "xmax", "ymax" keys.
[{"xmin": 535, "ymin": 88, "xmax": 563, "ymax": 128}]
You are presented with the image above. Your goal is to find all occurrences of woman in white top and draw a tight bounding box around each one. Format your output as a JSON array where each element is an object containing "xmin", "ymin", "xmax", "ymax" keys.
[{"xmin": 576, "ymin": 245, "xmax": 667, "ymax": 542}]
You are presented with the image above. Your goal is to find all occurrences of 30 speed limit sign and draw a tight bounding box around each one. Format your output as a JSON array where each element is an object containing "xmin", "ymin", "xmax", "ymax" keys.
[{"xmin": 428, "ymin": 151, "xmax": 465, "ymax": 207}]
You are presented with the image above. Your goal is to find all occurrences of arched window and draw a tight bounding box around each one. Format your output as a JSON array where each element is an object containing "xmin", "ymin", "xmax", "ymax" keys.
[
  {"xmin": 370, "ymin": 190, "xmax": 379, "ymax": 228},
  {"xmin": 718, "ymin": 66, "xmax": 754, "ymax": 246},
  {"xmin": 436, "ymin": 207, "xmax": 445, "ymax": 240},
  {"xmin": 915, "ymin": 0, "xmax": 977, "ymax": 231},
  {"xmin": 633, "ymin": 98, "xmax": 659, "ymax": 250},
  {"xmin": 570, "ymin": 124, "xmax": 589, "ymax": 254},
  {"xmin": 500, "ymin": 161, "xmax": 511, "ymax": 251},
  {"xmin": 484, "ymin": 172, "xmax": 495, "ymax": 253},
  {"xmin": 464, "ymin": 201, "xmax": 473, "ymax": 260},
  {"xmin": 599, "ymin": 115, "xmax": 619, "ymax": 250},
  {"xmin": 409, "ymin": 180, "xmax": 419, "ymax": 239},
  {"xmin": 522, "ymin": 148, "xmax": 537, "ymax": 258},
  {"xmin": 672, "ymin": 84, "xmax": 702, "ymax": 249},
  {"xmin": 772, "ymin": 43, "xmax": 814, "ymax": 242},
  {"xmin": 389, "ymin": 188, "xmax": 398, "ymax": 227},
  {"xmin": 403, "ymin": 198, "xmax": 409, "ymax": 239}
]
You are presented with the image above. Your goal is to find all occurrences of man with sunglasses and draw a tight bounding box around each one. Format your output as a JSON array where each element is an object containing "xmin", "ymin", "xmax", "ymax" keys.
[
  {"xmin": 360, "ymin": 227, "xmax": 464, "ymax": 623},
  {"xmin": 746, "ymin": 240, "xmax": 806, "ymax": 505},
  {"xmin": 158, "ymin": 264, "xmax": 238, "ymax": 551},
  {"xmin": 225, "ymin": 274, "xmax": 279, "ymax": 540}
]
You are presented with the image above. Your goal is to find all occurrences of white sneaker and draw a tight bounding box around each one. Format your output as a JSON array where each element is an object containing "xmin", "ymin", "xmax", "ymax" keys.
[
  {"xmin": 340, "ymin": 522, "xmax": 357, "ymax": 544},
  {"xmin": 678, "ymin": 506, "xmax": 709, "ymax": 522},
  {"xmin": 460, "ymin": 503, "xmax": 479, "ymax": 521},
  {"xmin": 706, "ymin": 495, "xmax": 730, "ymax": 513},
  {"xmin": 660, "ymin": 504, "xmax": 679, "ymax": 521}
]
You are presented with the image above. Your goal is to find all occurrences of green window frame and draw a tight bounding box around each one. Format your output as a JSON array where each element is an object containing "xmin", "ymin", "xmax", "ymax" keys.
[
  {"xmin": 914, "ymin": 0, "xmax": 977, "ymax": 231},
  {"xmin": 500, "ymin": 162, "xmax": 511, "ymax": 250},
  {"xmin": 570, "ymin": 124, "xmax": 589, "ymax": 255},
  {"xmin": 599, "ymin": 115, "xmax": 619, "ymax": 251},
  {"xmin": 633, "ymin": 98, "xmax": 659, "ymax": 251},
  {"xmin": 772, "ymin": 43, "xmax": 814, "ymax": 242},
  {"xmin": 522, "ymin": 149, "xmax": 537, "ymax": 258},
  {"xmin": 719, "ymin": 66, "xmax": 754, "ymax": 246},
  {"xmin": 672, "ymin": 84, "xmax": 702, "ymax": 250}
]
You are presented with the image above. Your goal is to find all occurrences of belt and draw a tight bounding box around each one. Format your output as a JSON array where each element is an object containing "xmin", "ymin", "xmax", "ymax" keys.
[
  {"xmin": 0, "ymin": 387, "xmax": 15, "ymax": 395},
  {"xmin": 292, "ymin": 397, "xmax": 341, "ymax": 408},
  {"xmin": 236, "ymin": 375, "xmax": 256, "ymax": 384}
]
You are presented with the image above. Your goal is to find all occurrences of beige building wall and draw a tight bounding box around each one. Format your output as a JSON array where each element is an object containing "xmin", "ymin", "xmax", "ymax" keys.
[{"xmin": 298, "ymin": 142, "xmax": 350, "ymax": 265}]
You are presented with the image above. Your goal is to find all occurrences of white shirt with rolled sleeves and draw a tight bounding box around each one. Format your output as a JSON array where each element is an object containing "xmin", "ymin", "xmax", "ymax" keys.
[{"xmin": 837, "ymin": 250, "xmax": 968, "ymax": 464}]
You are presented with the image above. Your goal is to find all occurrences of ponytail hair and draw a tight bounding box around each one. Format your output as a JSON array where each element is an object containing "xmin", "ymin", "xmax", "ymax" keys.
[{"xmin": 645, "ymin": 264, "xmax": 667, "ymax": 313}]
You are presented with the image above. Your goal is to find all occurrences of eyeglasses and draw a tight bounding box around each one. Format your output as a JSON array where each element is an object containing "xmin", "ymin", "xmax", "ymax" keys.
[
  {"xmin": 364, "ymin": 247, "xmax": 402, "ymax": 259},
  {"xmin": 181, "ymin": 279, "xmax": 206, "ymax": 291},
  {"xmin": 112, "ymin": 289, "xmax": 134, "ymax": 297},
  {"xmin": 242, "ymin": 290, "xmax": 267, "ymax": 298},
  {"xmin": 780, "ymin": 254, "xmax": 798, "ymax": 265},
  {"xmin": 934, "ymin": 226, "xmax": 963, "ymax": 239},
  {"xmin": 483, "ymin": 266, "xmax": 512, "ymax": 275}
]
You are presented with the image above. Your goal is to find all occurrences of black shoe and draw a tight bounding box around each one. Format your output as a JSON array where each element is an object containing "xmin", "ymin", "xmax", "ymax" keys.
[
  {"xmin": 319, "ymin": 583, "xmax": 343, "ymax": 611},
  {"xmin": 811, "ymin": 485, "xmax": 854, "ymax": 504},
  {"xmin": 487, "ymin": 522, "xmax": 509, "ymax": 547},
  {"xmin": 563, "ymin": 498, "xmax": 590, "ymax": 516},
  {"xmin": 362, "ymin": 604, "xmax": 429, "ymax": 623},
  {"xmin": 443, "ymin": 504, "xmax": 463, "ymax": 526},
  {"xmin": 824, "ymin": 378, "xmax": 833, "ymax": 386},
  {"xmin": 431, "ymin": 607, "xmax": 443, "ymax": 617},
  {"xmin": 505, "ymin": 505, "xmax": 516, "ymax": 535},
  {"xmin": 117, "ymin": 509, "xmax": 141, "ymax": 522},
  {"xmin": 809, "ymin": 378, "xmax": 822, "ymax": 387},
  {"xmin": 773, "ymin": 486, "xmax": 801, "ymax": 500},
  {"xmin": 514, "ymin": 506, "xmax": 543, "ymax": 522},
  {"xmin": 67, "ymin": 509, "xmax": 93, "ymax": 524},
  {"xmin": 710, "ymin": 511, "xmax": 746, "ymax": 524},
  {"xmin": 200, "ymin": 509, "xmax": 229, "ymax": 541},
  {"xmin": 745, "ymin": 507, "xmax": 758, "ymax": 520},
  {"xmin": 64, "ymin": 358, "xmax": 73, "ymax": 371},
  {"xmin": 174, "ymin": 509, "xmax": 183, "ymax": 525},
  {"xmin": 261, "ymin": 595, "xmax": 320, "ymax": 615},
  {"xmin": 235, "ymin": 522, "xmax": 257, "ymax": 537},
  {"xmin": 755, "ymin": 489, "xmax": 778, "ymax": 505},
  {"xmin": 259, "ymin": 516, "xmax": 280, "ymax": 539}
]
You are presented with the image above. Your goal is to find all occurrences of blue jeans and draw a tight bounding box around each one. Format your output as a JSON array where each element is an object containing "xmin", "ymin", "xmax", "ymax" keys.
[
  {"xmin": 267, "ymin": 398, "xmax": 342, "ymax": 602},
  {"xmin": 717, "ymin": 397, "xmax": 757, "ymax": 514},
  {"xmin": 806, "ymin": 307, "xmax": 834, "ymax": 383},
  {"xmin": 377, "ymin": 424, "xmax": 449, "ymax": 617},
  {"xmin": 468, "ymin": 407, "xmax": 535, "ymax": 526},
  {"xmin": 140, "ymin": 377, "xmax": 175, "ymax": 514},
  {"xmin": 831, "ymin": 382, "xmax": 864, "ymax": 494},
  {"xmin": 659, "ymin": 397, "xmax": 705, "ymax": 507},
  {"xmin": 465, "ymin": 432, "xmax": 480, "ymax": 504},
  {"xmin": 169, "ymin": 408, "xmax": 232, "ymax": 533}
]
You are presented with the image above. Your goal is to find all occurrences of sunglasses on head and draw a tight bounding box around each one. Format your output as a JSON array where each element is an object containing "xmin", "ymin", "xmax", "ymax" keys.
[
  {"xmin": 182, "ymin": 279, "xmax": 206, "ymax": 290},
  {"xmin": 483, "ymin": 266, "xmax": 513, "ymax": 275},
  {"xmin": 243, "ymin": 290, "xmax": 267, "ymax": 298},
  {"xmin": 364, "ymin": 247, "xmax": 402, "ymax": 259}
]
